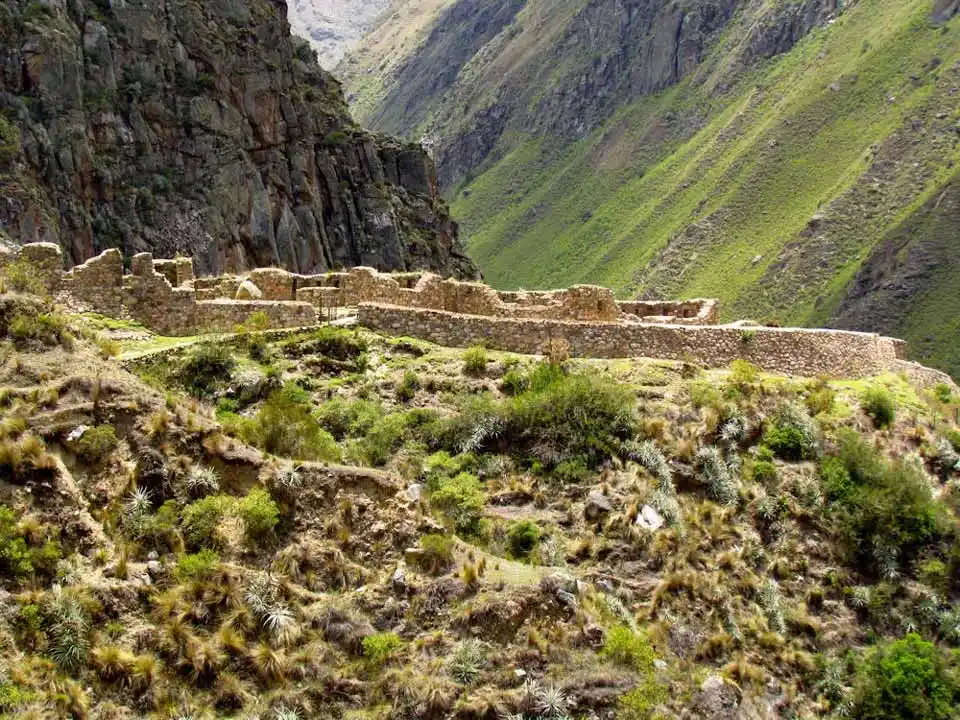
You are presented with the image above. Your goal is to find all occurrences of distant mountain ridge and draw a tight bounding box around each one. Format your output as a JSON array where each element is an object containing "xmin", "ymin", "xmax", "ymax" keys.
[
  {"xmin": 287, "ymin": 0, "xmax": 391, "ymax": 67},
  {"xmin": 340, "ymin": 0, "xmax": 960, "ymax": 377}
]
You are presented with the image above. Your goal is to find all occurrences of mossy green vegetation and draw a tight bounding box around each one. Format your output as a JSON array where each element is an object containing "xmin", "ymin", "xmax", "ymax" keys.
[{"xmin": 439, "ymin": 0, "xmax": 960, "ymax": 377}]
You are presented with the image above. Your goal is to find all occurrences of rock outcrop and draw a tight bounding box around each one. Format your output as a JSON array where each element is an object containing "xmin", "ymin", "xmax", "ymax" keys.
[
  {"xmin": 287, "ymin": 0, "xmax": 392, "ymax": 67},
  {"xmin": 0, "ymin": 0, "xmax": 478, "ymax": 279}
]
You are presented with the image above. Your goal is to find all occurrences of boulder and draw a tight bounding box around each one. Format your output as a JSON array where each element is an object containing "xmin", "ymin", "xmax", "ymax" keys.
[
  {"xmin": 584, "ymin": 490, "xmax": 614, "ymax": 520},
  {"xmin": 636, "ymin": 504, "xmax": 665, "ymax": 531},
  {"xmin": 235, "ymin": 279, "xmax": 263, "ymax": 300},
  {"xmin": 693, "ymin": 675, "xmax": 742, "ymax": 719}
]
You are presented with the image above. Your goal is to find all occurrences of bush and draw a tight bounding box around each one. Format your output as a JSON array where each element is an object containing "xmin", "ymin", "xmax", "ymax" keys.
[
  {"xmin": 289, "ymin": 326, "xmax": 367, "ymax": 363},
  {"xmin": 71, "ymin": 424, "xmax": 118, "ymax": 463},
  {"xmin": 500, "ymin": 368, "xmax": 529, "ymax": 396},
  {"xmin": 414, "ymin": 533, "xmax": 454, "ymax": 574},
  {"xmin": 181, "ymin": 495, "xmax": 235, "ymax": 550},
  {"xmin": 180, "ymin": 343, "xmax": 235, "ymax": 397},
  {"xmin": 362, "ymin": 632, "xmax": 402, "ymax": 667},
  {"xmin": 828, "ymin": 430, "xmax": 951, "ymax": 578},
  {"xmin": 316, "ymin": 397, "xmax": 381, "ymax": 440},
  {"xmin": 347, "ymin": 410, "xmax": 437, "ymax": 467},
  {"xmin": 396, "ymin": 370, "xmax": 419, "ymax": 402},
  {"xmin": 9, "ymin": 311, "xmax": 72, "ymax": 348},
  {"xmin": 431, "ymin": 472, "xmax": 485, "ymax": 535},
  {"xmin": 819, "ymin": 456, "xmax": 853, "ymax": 502},
  {"xmin": 1, "ymin": 260, "xmax": 45, "ymax": 295},
  {"xmin": 462, "ymin": 345, "xmax": 488, "ymax": 376},
  {"xmin": 852, "ymin": 634, "xmax": 958, "ymax": 720},
  {"xmin": 0, "ymin": 506, "xmax": 60, "ymax": 581},
  {"xmin": 751, "ymin": 459, "xmax": 778, "ymax": 487},
  {"xmin": 174, "ymin": 549, "xmax": 220, "ymax": 582},
  {"xmin": 763, "ymin": 403, "xmax": 820, "ymax": 461},
  {"xmin": 507, "ymin": 520, "xmax": 540, "ymax": 558},
  {"xmin": 729, "ymin": 359, "xmax": 759, "ymax": 385},
  {"xmin": 503, "ymin": 368, "xmax": 636, "ymax": 468},
  {"xmin": 601, "ymin": 625, "xmax": 657, "ymax": 671},
  {"xmin": 238, "ymin": 487, "xmax": 279, "ymax": 541},
  {"xmin": 243, "ymin": 383, "xmax": 340, "ymax": 462},
  {"xmin": 862, "ymin": 386, "xmax": 896, "ymax": 429}
]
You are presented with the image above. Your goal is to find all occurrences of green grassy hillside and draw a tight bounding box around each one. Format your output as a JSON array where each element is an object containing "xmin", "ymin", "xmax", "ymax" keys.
[
  {"xmin": 453, "ymin": 0, "xmax": 959, "ymax": 309},
  {"xmin": 343, "ymin": 0, "xmax": 960, "ymax": 376}
]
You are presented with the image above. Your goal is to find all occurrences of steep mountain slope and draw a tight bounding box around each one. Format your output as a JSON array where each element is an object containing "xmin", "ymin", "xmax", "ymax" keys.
[
  {"xmin": 287, "ymin": 0, "xmax": 391, "ymax": 67},
  {"xmin": 341, "ymin": 0, "xmax": 960, "ymax": 376},
  {"xmin": 0, "ymin": 0, "xmax": 477, "ymax": 279}
]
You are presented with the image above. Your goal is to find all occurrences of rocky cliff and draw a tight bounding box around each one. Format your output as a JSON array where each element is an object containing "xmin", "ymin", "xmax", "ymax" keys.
[
  {"xmin": 342, "ymin": 0, "xmax": 960, "ymax": 376},
  {"xmin": 0, "ymin": 0, "xmax": 478, "ymax": 278}
]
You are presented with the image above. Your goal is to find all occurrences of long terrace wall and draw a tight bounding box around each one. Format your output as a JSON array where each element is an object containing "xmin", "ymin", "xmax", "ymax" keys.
[
  {"xmin": 358, "ymin": 303, "xmax": 908, "ymax": 379},
  {"xmin": 57, "ymin": 247, "xmax": 316, "ymax": 335}
]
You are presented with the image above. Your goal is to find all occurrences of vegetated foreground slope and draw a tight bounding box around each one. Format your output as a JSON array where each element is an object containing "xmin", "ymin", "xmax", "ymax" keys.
[
  {"xmin": 0, "ymin": 0, "xmax": 477, "ymax": 280},
  {"xmin": 341, "ymin": 0, "xmax": 960, "ymax": 376},
  {"xmin": 1, "ymin": 264, "xmax": 960, "ymax": 718}
]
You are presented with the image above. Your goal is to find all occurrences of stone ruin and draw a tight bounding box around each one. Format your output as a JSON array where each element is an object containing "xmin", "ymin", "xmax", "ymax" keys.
[{"xmin": 0, "ymin": 243, "xmax": 953, "ymax": 386}]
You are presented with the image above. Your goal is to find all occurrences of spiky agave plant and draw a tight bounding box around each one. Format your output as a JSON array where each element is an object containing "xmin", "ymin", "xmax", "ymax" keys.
[
  {"xmin": 184, "ymin": 465, "xmax": 219, "ymax": 498},
  {"xmin": 695, "ymin": 446, "xmax": 738, "ymax": 506},
  {"xmin": 46, "ymin": 587, "xmax": 90, "ymax": 672},
  {"xmin": 449, "ymin": 639, "xmax": 485, "ymax": 684},
  {"xmin": 536, "ymin": 684, "xmax": 570, "ymax": 719},
  {"xmin": 124, "ymin": 486, "xmax": 153, "ymax": 520}
]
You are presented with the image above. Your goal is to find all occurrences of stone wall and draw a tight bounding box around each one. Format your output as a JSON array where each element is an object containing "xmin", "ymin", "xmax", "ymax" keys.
[
  {"xmin": 618, "ymin": 299, "xmax": 720, "ymax": 325},
  {"xmin": 358, "ymin": 303, "xmax": 908, "ymax": 378}
]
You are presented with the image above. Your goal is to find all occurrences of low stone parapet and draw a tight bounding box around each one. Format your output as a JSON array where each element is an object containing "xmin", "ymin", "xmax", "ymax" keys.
[{"xmin": 358, "ymin": 303, "xmax": 905, "ymax": 378}]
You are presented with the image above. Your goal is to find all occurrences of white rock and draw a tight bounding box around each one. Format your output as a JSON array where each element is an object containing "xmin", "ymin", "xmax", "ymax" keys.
[
  {"xmin": 636, "ymin": 505, "xmax": 665, "ymax": 531},
  {"xmin": 406, "ymin": 483, "xmax": 423, "ymax": 502},
  {"xmin": 235, "ymin": 279, "xmax": 263, "ymax": 300},
  {"xmin": 67, "ymin": 425, "xmax": 90, "ymax": 442}
]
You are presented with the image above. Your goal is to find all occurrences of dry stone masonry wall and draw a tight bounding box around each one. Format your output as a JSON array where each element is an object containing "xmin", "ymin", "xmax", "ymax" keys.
[{"xmin": 3, "ymin": 243, "xmax": 952, "ymax": 384}]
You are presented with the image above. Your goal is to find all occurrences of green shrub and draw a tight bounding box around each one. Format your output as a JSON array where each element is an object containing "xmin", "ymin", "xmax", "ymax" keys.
[
  {"xmin": 462, "ymin": 345, "xmax": 488, "ymax": 376},
  {"xmin": 751, "ymin": 459, "xmax": 778, "ymax": 487},
  {"xmin": 933, "ymin": 383, "xmax": 954, "ymax": 404},
  {"xmin": 288, "ymin": 326, "xmax": 367, "ymax": 362},
  {"xmin": 601, "ymin": 625, "xmax": 657, "ymax": 671},
  {"xmin": 238, "ymin": 487, "xmax": 279, "ymax": 541},
  {"xmin": 763, "ymin": 403, "xmax": 820, "ymax": 461},
  {"xmin": 507, "ymin": 520, "xmax": 540, "ymax": 558},
  {"xmin": 617, "ymin": 678, "xmax": 668, "ymax": 720},
  {"xmin": 0, "ymin": 506, "xmax": 60, "ymax": 581},
  {"xmin": 414, "ymin": 533, "xmax": 454, "ymax": 574},
  {"xmin": 0, "ymin": 505, "xmax": 34, "ymax": 578},
  {"xmin": 396, "ymin": 370, "xmax": 420, "ymax": 402},
  {"xmin": 244, "ymin": 383, "xmax": 340, "ymax": 461},
  {"xmin": 805, "ymin": 385, "xmax": 837, "ymax": 416},
  {"xmin": 316, "ymin": 397, "xmax": 381, "ymax": 439},
  {"xmin": 9, "ymin": 311, "xmax": 72, "ymax": 348},
  {"xmin": 944, "ymin": 428, "xmax": 960, "ymax": 454},
  {"xmin": 71, "ymin": 424, "xmax": 118, "ymax": 463},
  {"xmin": 431, "ymin": 472, "xmax": 485, "ymax": 535},
  {"xmin": 174, "ymin": 549, "xmax": 219, "ymax": 582},
  {"xmin": 852, "ymin": 634, "xmax": 958, "ymax": 720},
  {"xmin": 552, "ymin": 458, "xmax": 591, "ymax": 483},
  {"xmin": 828, "ymin": 430, "xmax": 950, "ymax": 578},
  {"xmin": 862, "ymin": 386, "xmax": 896, "ymax": 429},
  {"xmin": 500, "ymin": 368, "xmax": 529, "ymax": 396},
  {"xmin": 0, "ymin": 260, "xmax": 45, "ymax": 295},
  {"xmin": 362, "ymin": 632, "xmax": 402, "ymax": 666},
  {"xmin": 133, "ymin": 500, "xmax": 181, "ymax": 552},
  {"xmin": 423, "ymin": 450, "xmax": 471, "ymax": 490},
  {"xmin": 180, "ymin": 343, "xmax": 235, "ymax": 397},
  {"xmin": 181, "ymin": 495, "xmax": 234, "ymax": 550},
  {"xmin": 348, "ymin": 410, "xmax": 437, "ymax": 467},
  {"xmin": 504, "ymin": 368, "xmax": 636, "ymax": 468},
  {"xmin": 729, "ymin": 359, "xmax": 759, "ymax": 385},
  {"xmin": 819, "ymin": 456, "xmax": 854, "ymax": 502}
]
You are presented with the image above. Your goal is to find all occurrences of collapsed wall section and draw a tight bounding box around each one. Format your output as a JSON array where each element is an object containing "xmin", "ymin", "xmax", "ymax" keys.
[{"xmin": 358, "ymin": 303, "xmax": 907, "ymax": 379}]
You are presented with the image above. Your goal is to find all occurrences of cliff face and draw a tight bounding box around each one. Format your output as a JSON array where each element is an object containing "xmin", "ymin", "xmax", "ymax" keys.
[{"xmin": 0, "ymin": 0, "xmax": 478, "ymax": 278}]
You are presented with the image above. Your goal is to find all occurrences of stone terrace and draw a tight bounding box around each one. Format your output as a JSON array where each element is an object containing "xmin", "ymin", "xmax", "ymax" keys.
[{"xmin": 1, "ymin": 243, "xmax": 951, "ymax": 384}]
